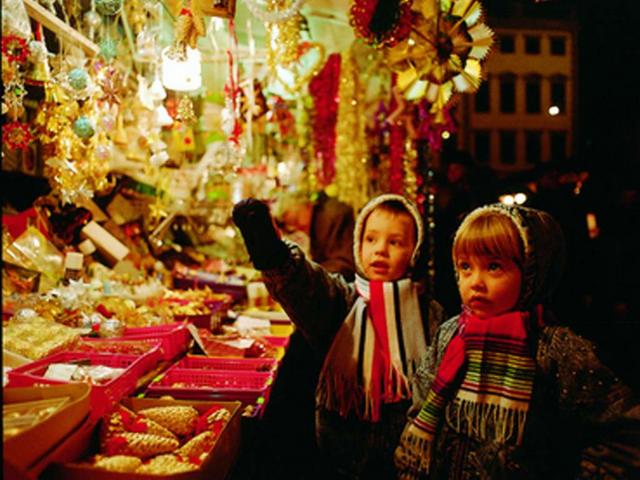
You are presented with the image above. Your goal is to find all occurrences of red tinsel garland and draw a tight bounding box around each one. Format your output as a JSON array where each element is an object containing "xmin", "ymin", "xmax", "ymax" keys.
[{"xmin": 308, "ymin": 53, "xmax": 341, "ymax": 187}]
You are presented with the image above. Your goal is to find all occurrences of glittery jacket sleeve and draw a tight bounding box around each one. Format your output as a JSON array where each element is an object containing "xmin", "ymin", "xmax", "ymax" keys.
[
  {"xmin": 536, "ymin": 326, "xmax": 640, "ymax": 479},
  {"xmin": 406, "ymin": 316, "xmax": 460, "ymax": 419},
  {"xmin": 261, "ymin": 241, "xmax": 358, "ymax": 354}
]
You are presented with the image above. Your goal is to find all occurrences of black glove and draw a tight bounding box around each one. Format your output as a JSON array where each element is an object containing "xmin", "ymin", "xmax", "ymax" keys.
[{"xmin": 232, "ymin": 198, "xmax": 290, "ymax": 270}]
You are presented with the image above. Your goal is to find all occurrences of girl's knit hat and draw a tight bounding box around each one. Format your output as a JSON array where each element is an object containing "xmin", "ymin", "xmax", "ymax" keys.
[
  {"xmin": 353, "ymin": 194, "xmax": 425, "ymax": 278},
  {"xmin": 453, "ymin": 203, "xmax": 566, "ymax": 310}
]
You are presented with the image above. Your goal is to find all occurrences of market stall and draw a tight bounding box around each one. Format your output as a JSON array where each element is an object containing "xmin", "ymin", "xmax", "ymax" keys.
[{"xmin": 2, "ymin": 0, "xmax": 493, "ymax": 478}]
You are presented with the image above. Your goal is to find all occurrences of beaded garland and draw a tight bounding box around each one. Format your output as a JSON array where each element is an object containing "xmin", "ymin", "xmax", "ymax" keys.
[{"xmin": 244, "ymin": 0, "xmax": 306, "ymax": 24}]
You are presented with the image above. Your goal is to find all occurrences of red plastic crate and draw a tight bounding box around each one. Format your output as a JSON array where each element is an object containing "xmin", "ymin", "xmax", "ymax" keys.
[
  {"xmin": 7, "ymin": 351, "xmax": 156, "ymax": 418},
  {"xmin": 263, "ymin": 335, "xmax": 290, "ymax": 349},
  {"xmin": 74, "ymin": 337, "xmax": 162, "ymax": 356},
  {"xmin": 122, "ymin": 323, "xmax": 191, "ymax": 360},
  {"xmin": 173, "ymin": 312, "xmax": 213, "ymax": 329},
  {"xmin": 175, "ymin": 355, "xmax": 278, "ymax": 373},
  {"xmin": 145, "ymin": 368, "xmax": 272, "ymax": 404}
]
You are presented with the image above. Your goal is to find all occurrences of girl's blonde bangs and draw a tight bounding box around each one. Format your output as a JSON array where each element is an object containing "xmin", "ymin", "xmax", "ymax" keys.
[{"xmin": 453, "ymin": 212, "xmax": 523, "ymax": 264}]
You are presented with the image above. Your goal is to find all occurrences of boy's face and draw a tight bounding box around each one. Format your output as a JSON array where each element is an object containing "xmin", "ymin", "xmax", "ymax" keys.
[
  {"xmin": 455, "ymin": 254, "xmax": 522, "ymax": 318},
  {"xmin": 360, "ymin": 209, "xmax": 416, "ymax": 281}
]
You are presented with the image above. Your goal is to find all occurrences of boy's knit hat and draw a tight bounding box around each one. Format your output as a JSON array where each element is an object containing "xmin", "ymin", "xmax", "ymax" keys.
[
  {"xmin": 353, "ymin": 194, "xmax": 424, "ymax": 278},
  {"xmin": 453, "ymin": 203, "xmax": 566, "ymax": 310}
]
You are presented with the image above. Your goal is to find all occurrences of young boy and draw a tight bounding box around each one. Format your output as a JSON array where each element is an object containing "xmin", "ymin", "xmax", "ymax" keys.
[
  {"xmin": 394, "ymin": 203, "xmax": 639, "ymax": 479},
  {"xmin": 233, "ymin": 194, "xmax": 445, "ymax": 479}
]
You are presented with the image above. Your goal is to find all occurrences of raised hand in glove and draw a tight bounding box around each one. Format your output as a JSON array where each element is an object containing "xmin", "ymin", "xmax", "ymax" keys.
[{"xmin": 232, "ymin": 199, "xmax": 290, "ymax": 271}]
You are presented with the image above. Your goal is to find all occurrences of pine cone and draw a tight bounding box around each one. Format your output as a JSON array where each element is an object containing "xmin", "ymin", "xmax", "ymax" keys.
[
  {"xmin": 136, "ymin": 454, "xmax": 198, "ymax": 474},
  {"xmin": 100, "ymin": 405, "xmax": 177, "ymax": 449},
  {"xmin": 93, "ymin": 455, "xmax": 143, "ymax": 472},
  {"xmin": 175, "ymin": 430, "xmax": 215, "ymax": 459},
  {"xmin": 105, "ymin": 432, "xmax": 179, "ymax": 458},
  {"xmin": 138, "ymin": 406, "xmax": 199, "ymax": 436}
]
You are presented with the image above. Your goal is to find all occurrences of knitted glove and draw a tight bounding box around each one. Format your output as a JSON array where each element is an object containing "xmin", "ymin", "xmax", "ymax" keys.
[
  {"xmin": 394, "ymin": 421, "xmax": 433, "ymax": 479},
  {"xmin": 232, "ymin": 199, "xmax": 290, "ymax": 270}
]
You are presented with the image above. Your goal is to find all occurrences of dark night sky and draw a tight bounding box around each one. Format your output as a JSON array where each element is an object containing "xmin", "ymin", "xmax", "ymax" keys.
[
  {"xmin": 486, "ymin": 0, "xmax": 640, "ymax": 178},
  {"xmin": 576, "ymin": 0, "xmax": 640, "ymax": 175}
]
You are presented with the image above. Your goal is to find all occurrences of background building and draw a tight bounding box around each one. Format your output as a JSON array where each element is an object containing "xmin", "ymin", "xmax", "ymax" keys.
[{"xmin": 457, "ymin": 17, "xmax": 577, "ymax": 172}]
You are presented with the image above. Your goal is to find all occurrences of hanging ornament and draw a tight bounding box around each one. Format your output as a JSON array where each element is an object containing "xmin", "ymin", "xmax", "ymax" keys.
[
  {"xmin": 26, "ymin": 38, "xmax": 51, "ymax": 84},
  {"xmin": 84, "ymin": 10, "xmax": 102, "ymax": 36},
  {"xmin": 95, "ymin": 64, "xmax": 123, "ymax": 106},
  {"xmin": 149, "ymin": 78, "xmax": 166, "ymax": 101},
  {"xmin": 176, "ymin": 95, "xmax": 197, "ymax": 123},
  {"xmin": 161, "ymin": 46, "xmax": 202, "ymax": 92},
  {"xmin": 2, "ymin": 121, "xmax": 33, "ymax": 150},
  {"xmin": 153, "ymin": 104, "xmax": 174, "ymax": 127},
  {"xmin": 73, "ymin": 116, "xmax": 96, "ymax": 139},
  {"xmin": 385, "ymin": 0, "xmax": 494, "ymax": 122},
  {"xmin": 173, "ymin": 5, "xmax": 205, "ymax": 51},
  {"xmin": 68, "ymin": 67, "xmax": 89, "ymax": 90},
  {"xmin": 350, "ymin": 0, "xmax": 414, "ymax": 48},
  {"xmin": 95, "ymin": 0, "xmax": 122, "ymax": 17},
  {"xmin": 2, "ymin": 34, "xmax": 29, "ymax": 64},
  {"xmin": 99, "ymin": 37, "xmax": 119, "ymax": 62}
]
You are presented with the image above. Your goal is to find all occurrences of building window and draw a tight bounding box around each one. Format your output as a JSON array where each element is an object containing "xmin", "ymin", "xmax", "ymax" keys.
[
  {"xmin": 500, "ymin": 130, "xmax": 516, "ymax": 165},
  {"xmin": 525, "ymin": 75, "xmax": 541, "ymax": 114},
  {"xmin": 550, "ymin": 131, "xmax": 567, "ymax": 161},
  {"xmin": 474, "ymin": 131, "xmax": 491, "ymax": 164},
  {"xmin": 550, "ymin": 76, "xmax": 566, "ymax": 114},
  {"xmin": 525, "ymin": 35, "xmax": 540, "ymax": 54},
  {"xmin": 525, "ymin": 131, "xmax": 542, "ymax": 164},
  {"xmin": 499, "ymin": 74, "xmax": 516, "ymax": 113},
  {"xmin": 550, "ymin": 36, "xmax": 566, "ymax": 55},
  {"xmin": 499, "ymin": 35, "xmax": 515, "ymax": 53},
  {"xmin": 474, "ymin": 81, "xmax": 490, "ymax": 112}
]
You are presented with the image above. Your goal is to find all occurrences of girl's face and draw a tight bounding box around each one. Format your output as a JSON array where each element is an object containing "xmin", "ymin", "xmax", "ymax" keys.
[
  {"xmin": 456, "ymin": 254, "xmax": 522, "ymax": 318},
  {"xmin": 360, "ymin": 209, "xmax": 416, "ymax": 281}
]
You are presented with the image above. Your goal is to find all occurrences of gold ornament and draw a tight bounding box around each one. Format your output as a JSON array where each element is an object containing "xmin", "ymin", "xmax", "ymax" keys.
[
  {"xmin": 385, "ymin": 0, "xmax": 493, "ymax": 122},
  {"xmin": 176, "ymin": 96, "xmax": 197, "ymax": 124}
]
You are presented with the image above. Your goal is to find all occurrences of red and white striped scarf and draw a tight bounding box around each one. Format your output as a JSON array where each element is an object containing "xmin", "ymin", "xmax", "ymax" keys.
[{"xmin": 316, "ymin": 275, "xmax": 427, "ymax": 422}]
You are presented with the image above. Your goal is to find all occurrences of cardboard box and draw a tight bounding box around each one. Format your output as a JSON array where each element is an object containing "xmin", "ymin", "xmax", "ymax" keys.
[
  {"xmin": 81, "ymin": 221, "xmax": 130, "ymax": 266},
  {"xmin": 3, "ymin": 383, "xmax": 91, "ymax": 477},
  {"xmin": 45, "ymin": 398, "xmax": 242, "ymax": 480}
]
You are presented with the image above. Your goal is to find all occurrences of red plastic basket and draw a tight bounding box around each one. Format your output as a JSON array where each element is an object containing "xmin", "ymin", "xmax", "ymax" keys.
[
  {"xmin": 145, "ymin": 368, "xmax": 272, "ymax": 404},
  {"xmin": 7, "ymin": 351, "xmax": 156, "ymax": 417},
  {"xmin": 263, "ymin": 335, "xmax": 290, "ymax": 349},
  {"xmin": 174, "ymin": 355, "xmax": 278, "ymax": 373},
  {"xmin": 123, "ymin": 323, "xmax": 192, "ymax": 360}
]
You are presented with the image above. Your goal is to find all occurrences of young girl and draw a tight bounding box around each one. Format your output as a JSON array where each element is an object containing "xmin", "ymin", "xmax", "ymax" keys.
[
  {"xmin": 233, "ymin": 194, "xmax": 445, "ymax": 479},
  {"xmin": 394, "ymin": 203, "xmax": 639, "ymax": 479}
]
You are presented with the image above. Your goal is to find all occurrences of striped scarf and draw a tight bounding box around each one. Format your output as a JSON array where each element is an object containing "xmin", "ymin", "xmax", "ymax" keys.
[
  {"xmin": 316, "ymin": 275, "xmax": 427, "ymax": 422},
  {"xmin": 412, "ymin": 309, "xmax": 537, "ymax": 465}
]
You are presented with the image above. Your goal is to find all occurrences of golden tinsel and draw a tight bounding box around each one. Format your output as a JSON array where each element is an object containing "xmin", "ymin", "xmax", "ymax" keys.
[
  {"xmin": 403, "ymin": 137, "xmax": 418, "ymax": 203},
  {"xmin": 333, "ymin": 49, "xmax": 369, "ymax": 212},
  {"xmin": 266, "ymin": 0, "xmax": 302, "ymax": 74}
]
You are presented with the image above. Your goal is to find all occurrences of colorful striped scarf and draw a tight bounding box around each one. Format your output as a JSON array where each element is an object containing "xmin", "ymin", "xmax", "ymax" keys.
[
  {"xmin": 316, "ymin": 275, "xmax": 427, "ymax": 422},
  {"xmin": 411, "ymin": 309, "xmax": 537, "ymax": 465}
]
